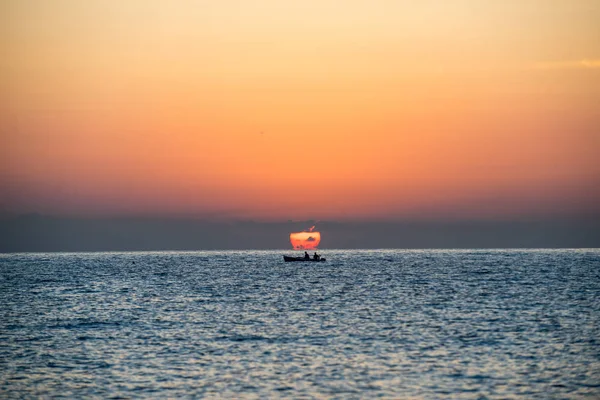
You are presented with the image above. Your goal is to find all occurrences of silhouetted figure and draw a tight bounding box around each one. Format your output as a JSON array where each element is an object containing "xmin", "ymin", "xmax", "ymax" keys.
[
  {"xmin": 304, "ymin": 251, "xmax": 310, "ymax": 260},
  {"xmin": 314, "ymin": 252, "xmax": 320, "ymax": 260}
]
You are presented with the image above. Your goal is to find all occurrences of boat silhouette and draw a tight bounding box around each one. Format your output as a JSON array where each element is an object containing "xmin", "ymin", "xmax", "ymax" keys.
[{"xmin": 283, "ymin": 255, "xmax": 326, "ymax": 262}]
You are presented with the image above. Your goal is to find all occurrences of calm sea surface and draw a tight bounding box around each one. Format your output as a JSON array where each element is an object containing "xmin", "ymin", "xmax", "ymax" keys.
[{"xmin": 1, "ymin": 249, "xmax": 599, "ymax": 399}]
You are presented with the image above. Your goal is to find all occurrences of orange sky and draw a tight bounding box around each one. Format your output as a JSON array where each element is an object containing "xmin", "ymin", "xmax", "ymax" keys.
[{"xmin": 1, "ymin": 0, "xmax": 599, "ymax": 220}]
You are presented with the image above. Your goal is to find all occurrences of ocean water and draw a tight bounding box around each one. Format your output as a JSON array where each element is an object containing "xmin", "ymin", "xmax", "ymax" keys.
[{"xmin": 1, "ymin": 249, "xmax": 599, "ymax": 399}]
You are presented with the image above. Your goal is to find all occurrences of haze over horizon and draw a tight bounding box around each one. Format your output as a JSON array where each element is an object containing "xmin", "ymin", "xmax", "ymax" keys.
[
  {"xmin": 2, "ymin": 1, "xmax": 599, "ymax": 234},
  {"xmin": 1, "ymin": 214, "xmax": 599, "ymax": 252}
]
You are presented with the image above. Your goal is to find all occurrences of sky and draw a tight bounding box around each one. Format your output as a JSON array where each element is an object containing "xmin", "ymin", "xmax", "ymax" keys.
[
  {"xmin": 1, "ymin": 0, "xmax": 599, "ymax": 222},
  {"xmin": 2, "ymin": 215, "xmax": 599, "ymax": 252}
]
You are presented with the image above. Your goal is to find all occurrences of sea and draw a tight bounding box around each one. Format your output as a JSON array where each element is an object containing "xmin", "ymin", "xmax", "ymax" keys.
[{"xmin": 1, "ymin": 249, "xmax": 599, "ymax": 399}]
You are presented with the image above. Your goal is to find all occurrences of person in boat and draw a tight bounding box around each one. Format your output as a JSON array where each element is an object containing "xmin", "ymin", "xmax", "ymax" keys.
[
  {"xmin": 304, "ymin": 251, "xmax": 310, "ymax": 260},
  {"xmin": 313, "ymin": 252, "xmax": 320, "ymax": 260}
]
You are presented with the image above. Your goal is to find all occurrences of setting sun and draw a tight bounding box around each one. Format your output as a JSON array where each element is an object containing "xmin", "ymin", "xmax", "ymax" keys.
[{"xmin": 290, "ymin": 231, "xmax": 321, "ymax": 250}]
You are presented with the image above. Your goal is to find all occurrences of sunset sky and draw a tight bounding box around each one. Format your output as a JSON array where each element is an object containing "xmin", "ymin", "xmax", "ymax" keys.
[{"xmin": 2, "ymin": 0, "xmax": 599, "ymax": 221}]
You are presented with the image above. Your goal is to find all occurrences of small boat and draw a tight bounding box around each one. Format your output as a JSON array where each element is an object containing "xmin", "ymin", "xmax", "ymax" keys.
[{"xmin": 283, "ymin": 255, "xmax": 326, "ymax": 262}]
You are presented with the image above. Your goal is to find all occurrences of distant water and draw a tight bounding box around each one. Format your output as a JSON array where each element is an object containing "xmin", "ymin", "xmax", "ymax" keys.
[{"xmin": 1, "ymin": 250, "xmax": 599, "ymax": 398}]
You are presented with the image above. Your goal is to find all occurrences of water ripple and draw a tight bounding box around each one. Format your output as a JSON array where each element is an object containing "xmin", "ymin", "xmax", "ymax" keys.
[{"xmin": 1, "ymin": 249, "xmax": 599, "ymax": 398}]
